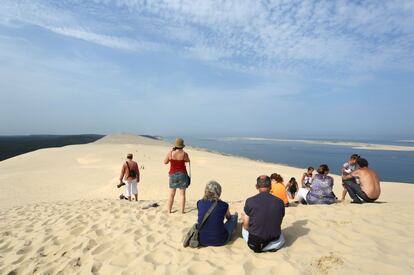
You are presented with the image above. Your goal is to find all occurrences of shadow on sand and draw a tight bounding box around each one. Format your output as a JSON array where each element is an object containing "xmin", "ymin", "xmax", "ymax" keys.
[{"xmin": 283, "ymin": 220, "xmax": 310, "ymax": 247}]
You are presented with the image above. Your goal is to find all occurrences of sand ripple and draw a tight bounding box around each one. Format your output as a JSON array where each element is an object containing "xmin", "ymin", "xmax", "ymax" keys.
[{"xmin": 1, "ymin": 199, "xmax": 414, "ymax": 274}]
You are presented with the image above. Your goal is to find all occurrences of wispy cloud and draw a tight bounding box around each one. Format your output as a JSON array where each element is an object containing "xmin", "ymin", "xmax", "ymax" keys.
[
  {"xmin": 107, "ymin": 0, "xmax": 414, "ymax": 74},
  {"xmin": 46, "ymin": 26, "xmax": 162, "ymax": 51},
  {"xmin": 1, "ymin": 0, "xmax": 414, "ymax": 76}
]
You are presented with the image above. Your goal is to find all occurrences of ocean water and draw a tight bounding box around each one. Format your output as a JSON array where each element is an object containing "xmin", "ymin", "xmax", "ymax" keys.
[{"xmin": 166, "ymin": 137, "xmax": 414, "ymax": 184}]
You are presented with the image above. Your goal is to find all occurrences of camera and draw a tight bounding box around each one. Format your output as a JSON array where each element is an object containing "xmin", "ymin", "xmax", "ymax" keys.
[{"xmin": 117, "ymin": 181, "xmax": 125, "ymax": 188}]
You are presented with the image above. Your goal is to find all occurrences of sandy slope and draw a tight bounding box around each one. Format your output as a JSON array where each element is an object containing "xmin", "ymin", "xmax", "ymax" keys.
[{"xmin": 0, "ymin": 134, "xmax": 413, "ymax": 274}]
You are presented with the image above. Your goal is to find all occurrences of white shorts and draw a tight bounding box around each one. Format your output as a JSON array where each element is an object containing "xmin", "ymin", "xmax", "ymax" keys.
[
  {"xmin": 124, "ymin": 179, "xmax": 138, "ymax": 197},
  {"xmin": 297, "ymin": 188, "xmax": 309, "ymax": 203}
]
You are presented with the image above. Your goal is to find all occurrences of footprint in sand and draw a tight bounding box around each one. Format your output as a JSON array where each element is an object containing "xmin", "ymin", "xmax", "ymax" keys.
[
  {"xmin": 11, "ymin": 255, "xmax": 25, "ymax": 265},
  {"xmin": 146, "ymin": 233, "xmax": 163, "ymax": 244},
  {"xmin": 70, "ymin": 226, "xmax": 86, "ymax": 235},
  {"xmin": 311, "ymin": 252, "xmax": 344, "ymax": 275},
  {"xmin": 92, "ymin": 228, "xmax": 104, "ymax": 236},
  {"xmin": 186, "ymin": 262, "xmax": 216, "ymax": 275},
  {"xmin": 83, "ymin": 239, "xmax": 98, "ymax": 253},
  {"xmin": 144, "ymin": 251, "xmax": 173, "ymax": 265},
  {"xmin": 16, "ymin": 246, "xmax": 32, "ymax": 255},
  {"xmin": 91, "ymin": 243, "xmax": 112, "ymax": 255}
]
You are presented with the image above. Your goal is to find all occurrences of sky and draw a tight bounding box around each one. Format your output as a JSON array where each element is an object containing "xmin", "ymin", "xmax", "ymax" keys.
[{"xmin": 0, "ymin": 0, "xmax": 413, "ymax": 139}]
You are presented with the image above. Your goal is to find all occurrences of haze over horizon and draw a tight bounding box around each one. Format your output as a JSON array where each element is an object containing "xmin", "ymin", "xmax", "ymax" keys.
[{"xmin": 1, "ymin": 1, "xmax": 413, "ymax": 139}]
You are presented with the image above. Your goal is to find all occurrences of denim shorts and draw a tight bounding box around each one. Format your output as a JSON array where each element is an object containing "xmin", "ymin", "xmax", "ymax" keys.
[{"xmin": 169, "ymin": 172, "xmax": 190, "ymax": 189}]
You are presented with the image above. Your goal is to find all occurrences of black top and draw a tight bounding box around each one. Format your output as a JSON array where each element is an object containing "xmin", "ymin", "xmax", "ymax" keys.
[
  {"xmin": 289, "ymin": 184, "xmax": 298, "ymax": 193},
  {"xmin": 244, "ymin": 192, "xmax": 285, "ymax": 240}
]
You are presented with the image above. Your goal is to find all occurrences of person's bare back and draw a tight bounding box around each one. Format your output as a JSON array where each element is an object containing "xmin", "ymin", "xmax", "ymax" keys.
[{"xmin": 352, "ymin": 167, "xmax": 381, "ymax": 199}]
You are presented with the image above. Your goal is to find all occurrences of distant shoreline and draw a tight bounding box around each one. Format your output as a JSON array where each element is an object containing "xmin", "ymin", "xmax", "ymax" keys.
[
  {"xmin": 165, "ymin": 136, "xmax": 414, "ymax": 184},
  {"xmin": 200, "ymin": 137, "xmax": 414, "ymax": 152},
  {"xmin": 0, "ymin": 134, "xmax": 168, "ymax": 162},
  {"xmin": 0, "ymin": 134, "xmax": 104, "ymax": 162}
]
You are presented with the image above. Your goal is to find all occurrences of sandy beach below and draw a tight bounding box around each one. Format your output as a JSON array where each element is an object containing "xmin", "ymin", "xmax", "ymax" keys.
[{"xmin": 1, "ymin": 134, "xmax": 413, "ymax": 274}]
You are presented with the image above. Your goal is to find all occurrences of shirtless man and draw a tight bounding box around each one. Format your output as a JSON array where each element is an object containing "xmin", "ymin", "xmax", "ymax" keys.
[
  {"xmin": 342, "ymin": 158, "xmax": 380, "ymax": 204},
  {"xmin": 119, "ymin": 153, "xmax": 140, "ymax": 201}
]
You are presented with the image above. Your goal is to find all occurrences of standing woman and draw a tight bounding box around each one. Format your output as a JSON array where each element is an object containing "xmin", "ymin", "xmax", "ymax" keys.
[{"xmin": 164, "ymin": 138, "xmax": 190, "ymax": 214}]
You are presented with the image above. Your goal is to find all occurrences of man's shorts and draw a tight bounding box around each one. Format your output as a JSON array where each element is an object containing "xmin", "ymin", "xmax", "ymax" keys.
[{"xmin": 124, "ymin": 179, "xmax": 138, "ymax": 197}]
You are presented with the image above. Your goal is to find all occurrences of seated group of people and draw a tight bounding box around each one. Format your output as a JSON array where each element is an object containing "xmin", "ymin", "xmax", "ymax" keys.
[
  {"xmin": 196, "ymin": 155, "xmax": 381, "ymax": 252},
  {"xmin": 270, "ymin": 154, "xmax": 381, "ymax": 206}
]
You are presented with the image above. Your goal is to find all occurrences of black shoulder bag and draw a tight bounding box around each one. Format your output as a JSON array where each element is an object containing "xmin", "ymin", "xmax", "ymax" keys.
[{"xmin": 126, "ymin": 161, "xmax": 137, "ymax": 178}]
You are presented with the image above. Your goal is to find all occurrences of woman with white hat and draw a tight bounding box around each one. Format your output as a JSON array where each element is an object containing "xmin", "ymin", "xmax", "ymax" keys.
[{"xmin": 164, "ymin": 138, "xmax": 191, "ymax": 214}]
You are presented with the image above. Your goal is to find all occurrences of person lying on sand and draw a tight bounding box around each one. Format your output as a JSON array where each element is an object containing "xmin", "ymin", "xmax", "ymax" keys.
[
  {"xmin": 242, "ymin": 175, "xmax": 285, "ymax": 253},
  {"xmin": 297, "ymin": 164, "xmax": 336, "ymax": 205},
  {"xmin": 119, "ymin": 153, "xmax": 140, "ymax": 202},
  {"xmin": 342, "ymin": 158, "xmax": 381, "ymax": 204},
  {"xmin": 341, "ymin": 154, "xmax": 360, "ymax": 201},
  {"xmin": 164, "ymin": 138, "xmax": 190, "ymax": 214},
  {"xmin": 196, "ymin": 181, "xmax": 238, "ymax": 247},
  {"xmin": 270, "ymin": 173, "xmax": 289, "ymax": 206}
]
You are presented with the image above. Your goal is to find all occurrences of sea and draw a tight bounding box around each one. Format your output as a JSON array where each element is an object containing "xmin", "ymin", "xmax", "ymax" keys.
[
  {"xmin": 1, "ymin": 135, "xmax": 413, "ymax": 184},
  {"xmin": 165, "ymin": 137, "xmax": 414, "ymax": 184}
]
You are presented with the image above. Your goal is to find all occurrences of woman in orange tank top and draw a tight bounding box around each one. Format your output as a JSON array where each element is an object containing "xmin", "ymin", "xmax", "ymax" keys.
[
  {"xmin": 164, "ymin": 138, "xmax": 191, "ymax": 214},
  {"xmin": 270, "ymin": 173, "xmax": 289, "ymax": 206}
]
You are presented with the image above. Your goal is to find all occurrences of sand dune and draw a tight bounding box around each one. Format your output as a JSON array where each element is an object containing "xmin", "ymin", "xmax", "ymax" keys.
[{"xmin": 0, "ymin": 134, "xmax": 414, "ymax": 274}]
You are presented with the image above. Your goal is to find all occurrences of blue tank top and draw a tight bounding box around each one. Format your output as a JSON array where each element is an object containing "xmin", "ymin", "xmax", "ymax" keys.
[{"xmin": 197, "ymin": 200, "xmax": 229, "ymax": 246}]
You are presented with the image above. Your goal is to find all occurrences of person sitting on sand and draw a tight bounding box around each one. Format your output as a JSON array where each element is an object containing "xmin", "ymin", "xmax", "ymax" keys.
[
  {"xmin": 301, "ymin": 167, "xmax": 314, "ymax": 189},
  {"xmin": 119, "ymin": 153, "xmax": 140, "ymax": 201},
  {"xmin": 242, "ymin": 175, "xmax": 285, "ymax": 253},
  {"xmin": 164, "ymin": 138, "xmax": 190, "ymax": 214},
  {"xmin": 270, "ymin": 173, "xmax": 289, "ymax": 206},
  {"xmin": 297, "ymin": 164, "xmax": 336, "ymax": 205},
  {"xmin": 197, "ymin": 181, "xmax": 238, "ymax": 246},
  {"xmin": 342, "ymin": 158, "xmax": 381, "ymax": 204},
  {"xmin": 285, "ymin": 177, "xmax": 298, "ymax": 199},
  {"xmin": 341, "ymin": 154, "xmax": 360, "ymax": 201}
]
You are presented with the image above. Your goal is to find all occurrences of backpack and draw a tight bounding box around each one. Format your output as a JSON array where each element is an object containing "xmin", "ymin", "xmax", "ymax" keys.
[{"xmin": 126, "ymin": 161, "xmax": 137, "ymax": 178}]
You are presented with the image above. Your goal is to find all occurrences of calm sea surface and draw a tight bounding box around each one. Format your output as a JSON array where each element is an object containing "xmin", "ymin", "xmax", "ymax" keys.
[{"xmin": 166, "ymin": 137, "xmax": 414, "ymax": 184}]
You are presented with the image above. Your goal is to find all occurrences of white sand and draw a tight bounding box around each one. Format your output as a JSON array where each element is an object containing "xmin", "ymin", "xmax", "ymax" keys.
[{"xmin": 1, "ymin": 134, "xmax": 413, "ymax": 274}]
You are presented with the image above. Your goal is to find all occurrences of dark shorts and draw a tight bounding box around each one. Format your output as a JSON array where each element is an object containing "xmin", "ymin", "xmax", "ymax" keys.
[
  {"xmin": 343, "ymin": 180, "xmax": 377, "ymax": 203},
  {"xmin": 169, "ymin": 172, "xmax": 190, "ymax": 189}
]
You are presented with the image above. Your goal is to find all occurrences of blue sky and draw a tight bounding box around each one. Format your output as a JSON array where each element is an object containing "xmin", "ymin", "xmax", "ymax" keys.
[{"xmin": 0, "ymin": 0, "xmax": 413, "ymax": 139}]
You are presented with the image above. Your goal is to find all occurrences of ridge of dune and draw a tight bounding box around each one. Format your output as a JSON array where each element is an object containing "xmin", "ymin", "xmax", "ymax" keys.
[{"xmin": 94, "ymin": 133, "xmax": 168, "ymax": 146}]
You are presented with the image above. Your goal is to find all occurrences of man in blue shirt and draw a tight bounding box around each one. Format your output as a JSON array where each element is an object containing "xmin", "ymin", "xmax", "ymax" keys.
[{"xmin": 242, "ymin": 175, "xmax": 285, "ymax": 253}]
